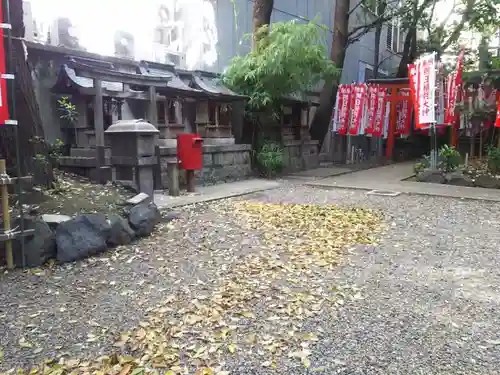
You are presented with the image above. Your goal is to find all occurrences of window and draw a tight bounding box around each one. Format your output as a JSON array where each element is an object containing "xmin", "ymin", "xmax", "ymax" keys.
[
  {"xmin": 386, "ymin": 21, "xmax": 402, "ymax": 52},
  {"xmin": 282, "ymin": 106, "xmax": 294, "ymax": 126},
  {"xmin": 167, "ymin": 100, "xmax": 177, "ymax": 124},
  {"xmin": 208, "ymin": 102, "xmax": 217, "ymax": 125},
  {"xmin": 157, "ymin": 101, "xmax": 166, "ymax": 124},
  {"xmin": 218, "ymin": 104, "xmax": 231, "ymax": 126}
]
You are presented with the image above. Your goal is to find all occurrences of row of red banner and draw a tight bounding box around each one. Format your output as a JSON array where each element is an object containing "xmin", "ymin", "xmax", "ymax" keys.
[
  {"xmin": 332, "ymin": 84, "xmax": 411, "ymax": 137},
  {"xmin": 331, "ymin": 50, "xmax": 467, "ymax": 137}
]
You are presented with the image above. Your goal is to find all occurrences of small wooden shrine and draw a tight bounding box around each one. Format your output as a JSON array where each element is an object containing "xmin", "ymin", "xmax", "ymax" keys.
[
  {"xmin": 177, "ymin": 69, "xmax": 248, "ymax": 143},
  {"xmin": 42, "ymin": 44, "xmax": 248, "ymax": 165},
  {"xmin": 280, "ymin": 93, "xmax": 319, "ymax": 142}
]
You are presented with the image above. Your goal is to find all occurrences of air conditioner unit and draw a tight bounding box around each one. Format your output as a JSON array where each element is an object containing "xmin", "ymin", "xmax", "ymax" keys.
[
  {"xmin": 50, "ymin": 17, "xmax": 80, "ymax": 49},
  {"xmin": 114, "ymin": 30, "xmax": 135, "ymax": 59},
  {"xmin": 152, "ymin": 43, "xmax": 185, "ymax": 68}
]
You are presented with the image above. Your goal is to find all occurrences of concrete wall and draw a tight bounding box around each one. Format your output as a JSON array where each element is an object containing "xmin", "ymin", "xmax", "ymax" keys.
[{"xmin": 160, "ymin": 144, "xmax": 252, "ymax": 186}]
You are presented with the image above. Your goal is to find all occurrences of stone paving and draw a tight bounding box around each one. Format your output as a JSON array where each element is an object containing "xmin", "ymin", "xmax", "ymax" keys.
[{"xmin": 307, "ymin": 162, "xmax": 500, "ymax": 202}]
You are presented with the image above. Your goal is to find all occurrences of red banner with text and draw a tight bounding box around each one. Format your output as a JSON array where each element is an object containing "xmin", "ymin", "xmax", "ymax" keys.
[
  {"xmin": 0, "ymin": 0, "xmax": 8, "ymax": 125},
  {"xmin": 336, "ymin": 84, "xmax": 352, "ymax": 135},
  {"xmin": 349, "ymin": 84, "xmax": 367, "ymax": 135},
  {"xmin": 371, "ymin": 87, "xmax": 387, "ymax": 137},
  {"xmin": 395, "ymin": 89, "xmax": 412, "ymax": 136}
]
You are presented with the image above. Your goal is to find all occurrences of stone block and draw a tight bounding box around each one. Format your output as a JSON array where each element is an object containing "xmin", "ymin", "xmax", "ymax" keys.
[
  {"xmin": 128, "ymin": 201, "xmax": 161, "ymax": 237},
  {"xmin": 213, "ymin": 152, "xmax": 234, "ymax": 166},
  {"xmin": 108, "ymin": 215, "xmax": 135, "ymax": 247},
  {"xmin": 203, "ymin": 153, "xmax": 213, "ymax": 166},
  {"xmin": 13, "ymin": 217, "xmax": 56, "ymax": 268},
  {"xmin": 445, "ymin": 172, "xmax": 474, "ymax": 187},
  {"xmin": 474, "ymin": 175, "xmax": 500, "ymax": 189},
  {"xmin": 416, "ymin": 169, "xmax": 445, "ymax": 184},
  {"xmin": 56, "ymin": 214, "xmax": 111, "ymax": 263},
  {"xmin": 126, "ymin": 193, "xmax": 150, "ymax": 205}
]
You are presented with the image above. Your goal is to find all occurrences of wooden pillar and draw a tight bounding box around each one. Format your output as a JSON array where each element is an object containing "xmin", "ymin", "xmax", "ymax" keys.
[
  {"xmin": 167, "ymin": 160, "xmax": 180, "ymax": 196},
  {"xmin": 148, "ymin": 86, "xmax": 162, "ymax": 191},
  {"xmin": 385, "ymin": 87, "xmax": 398, "ymax": 160},
  {"xmin": 182, "ymin": 98, "xmax": 195, "ymax": 133},
  {"xmin": 148, "ymin": 86, "xmax": 158, "ymax": 127},
  {"xmin": 94, "ymin": 79, "xmax": 105, "ymax": 183}
]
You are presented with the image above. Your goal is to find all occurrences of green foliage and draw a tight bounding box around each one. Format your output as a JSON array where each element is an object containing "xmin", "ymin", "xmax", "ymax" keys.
[
  {"xmin": 487, "ymin": 146, "xmax": 500, "ymax": 173},
  {"xmin": 256, "ymin": 142, "xmax": 285, "ymax": 177},
  {"xmin": 439, "ymin": 145, "xmax": 462, "ymax": 172},
  {"xmin": 29, "ymin": 136, "xmax": 65, "ymax": 167},
  {"xmin": 413, "ymin": 161, "xmax": 427, "ymax": 174},
  {"xmin": 222, "ymin": 20, "xmax": 338, "ymax": 111},
  {"xmin": 57, "ymin": 96, "xmax": 78, "ymax": 124},
  {"xmin": 492, "ymin": 56, "xmax": 500, "ymax": 70}
]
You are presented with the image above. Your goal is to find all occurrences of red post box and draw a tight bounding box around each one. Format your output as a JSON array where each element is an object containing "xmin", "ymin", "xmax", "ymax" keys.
[{"xmin": 177, "ymin": 133, "xmax": 203, "ymax": 170}]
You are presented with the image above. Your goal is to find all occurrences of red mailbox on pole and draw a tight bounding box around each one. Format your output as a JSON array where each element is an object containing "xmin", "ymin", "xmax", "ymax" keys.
[
  {"xmin": 176, "ymin": 133, "xmax": 203, "ymax": 193},
  {"xmin": 177, "ymin": 133, "xmax": 203, "ymax": 170}
]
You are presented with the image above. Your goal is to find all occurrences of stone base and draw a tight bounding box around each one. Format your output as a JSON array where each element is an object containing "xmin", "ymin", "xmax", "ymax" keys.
[
  {"xmin": 158, "ymin": 137, "xmax": 236, "ymax": 148},
  {"xmin": 158, "ymin": 138, "xmax": 177, "ymax": 148},
  {"xmin": 159, "ymin": 144, "xmax": 252, "ymax": 187},
  {"xmin": 282, "ymin": 140, "xmax": 320, "ymax": 173},
  {"xmin": 202, "ymin": 138, "xmax": 235, "ymax": 145}
]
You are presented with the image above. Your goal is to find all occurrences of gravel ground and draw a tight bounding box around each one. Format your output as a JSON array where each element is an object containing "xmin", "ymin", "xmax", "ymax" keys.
[
  {"xmin": 231, "ymin": 185, "xmax": 500, "ymax": 375},
  {"xmin": 1, "ymin": 184, "xmax": 500, "ymax": 374}
]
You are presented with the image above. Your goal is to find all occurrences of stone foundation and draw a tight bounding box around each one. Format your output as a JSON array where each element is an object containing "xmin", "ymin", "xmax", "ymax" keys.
[
  {"xmin": 282, "ymin": 140, "xmax": 320, "ymax": 173},
  {"xmin": 160, "ymin": 144, "xmax": 252, "ymax": 187}
]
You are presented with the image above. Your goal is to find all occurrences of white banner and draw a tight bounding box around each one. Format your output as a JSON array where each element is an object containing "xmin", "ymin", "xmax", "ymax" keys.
[{"xmin": 416, "ymin": 53, "xmax": 437, "ymax": 125}]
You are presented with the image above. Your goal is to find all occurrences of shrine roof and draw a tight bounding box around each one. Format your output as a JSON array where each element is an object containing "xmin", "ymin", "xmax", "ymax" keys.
[
  {"xmin": 177, "ymin": 69, "xmax": 248, "ymax": 101},
  {"xmin": 137, "ymin": 61, "xmax": 204, "ymax": 96},
  {"xmin": 283, "ymin": 93, "xmax": 320, "ymax": 106},
  {"xmin": 53, "ymin": 64, "xmax": 124, "ymax": 92}
]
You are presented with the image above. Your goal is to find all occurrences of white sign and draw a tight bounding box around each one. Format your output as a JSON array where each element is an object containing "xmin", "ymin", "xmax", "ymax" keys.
[{"xmin": 416, "ymin": 53, "xmax": 437, "ymax": 125}]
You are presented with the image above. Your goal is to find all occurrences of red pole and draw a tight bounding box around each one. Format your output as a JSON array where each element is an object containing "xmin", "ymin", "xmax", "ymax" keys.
[{"xmin": 385, "ymin": 88, "xmax": 398, "ymax": 160}]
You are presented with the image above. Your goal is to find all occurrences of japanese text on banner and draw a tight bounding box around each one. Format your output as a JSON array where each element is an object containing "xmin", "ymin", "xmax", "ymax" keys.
[
  {"xmin": 364, "ymin": 85, "xmax": 379, "ymax": 135},
  {"xmin": 444, "ymin": 49, "xmax": 464, "ymax": 125},
  {"xmin": 349, "ymin": 85, "xmax": 367, "ymax": 135},
  {"xmin": 408, "ymin": 63, "xmax": 420, "ymax": 127},
  {"xmin": 337, "ymin": 85, "xmax": 352, "ymax": 135},
  {"xmin": 372, "ymin": 87, "xmax": 387, "ymax": 137},
  {"xmin": 395, "ymin": 89, "xmax": 412, "ymax": 136},
  {"xmin": 416, "ymin": 53, "xmax": 437, "ymax": 126}
]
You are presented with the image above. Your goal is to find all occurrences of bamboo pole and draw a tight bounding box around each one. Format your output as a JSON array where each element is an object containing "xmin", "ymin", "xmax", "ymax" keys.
[{"xmin": 0, "ymin": 159, "xmax": 13, "ymax": 269}]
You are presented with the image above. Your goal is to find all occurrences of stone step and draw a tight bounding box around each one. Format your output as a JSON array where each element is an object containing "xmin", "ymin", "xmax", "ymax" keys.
[
  {"xmin": 59, "ymin": 156, "xmax": 111, "ymax": 168},
  {"xmin": 70, "ymin": 147, "xmax": 111, "ymax": 158}
]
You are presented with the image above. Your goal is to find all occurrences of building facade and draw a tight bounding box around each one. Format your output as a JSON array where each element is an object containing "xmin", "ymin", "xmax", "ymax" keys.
[{"xmin": 23, "ymin": 0, "xmax": 403, "ymax": 83}]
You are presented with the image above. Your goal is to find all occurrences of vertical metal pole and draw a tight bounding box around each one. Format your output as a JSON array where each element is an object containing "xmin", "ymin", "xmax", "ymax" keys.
[
  {"xmin": 0, "ymin": 160, "xmax": 13, "ymax": 268},
  {"xmin": 346, "ymin": 135, "xmax": 351, "ymax": 164},
  {"xmin": 430, "ymin": 123, "xmax": 437, "ymax": 169},
  {"xmin": 4, "ymin": 0, "xmax": 24, "ymax": 266},
  {"xmin": 385, "ymin": 87, "xmax": 398, "ymax": 160}
]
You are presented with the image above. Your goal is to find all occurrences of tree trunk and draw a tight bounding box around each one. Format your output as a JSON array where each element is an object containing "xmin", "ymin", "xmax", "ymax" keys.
[
  {"xmin": 0, "ymin": 0, "xmax": 53, "ymax": 185},
  {"xmin": 252, "ymin": 0, "xmax": 274, "ymax": 50},
  {"xmin": 309, "ymin": 0, "xmax": 350, "ymax": 149}
]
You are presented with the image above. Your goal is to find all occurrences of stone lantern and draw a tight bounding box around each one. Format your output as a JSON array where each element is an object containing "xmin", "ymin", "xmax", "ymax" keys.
[{"xmin": 104, "ymin": 119, "xmax": 159, "ymax": 198}]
